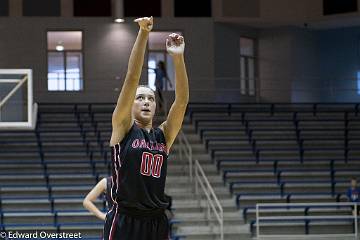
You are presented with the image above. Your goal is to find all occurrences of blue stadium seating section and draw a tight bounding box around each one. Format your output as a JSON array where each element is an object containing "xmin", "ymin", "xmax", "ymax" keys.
[{"xmin": 1, "ymin": 102, "xmax": 360, "ymax": 238}]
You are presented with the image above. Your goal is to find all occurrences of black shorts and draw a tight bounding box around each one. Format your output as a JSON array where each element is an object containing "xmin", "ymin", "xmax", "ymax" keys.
[{"xmin": 103, "ymin": 206, "xmax": 169, "ymax": 240}]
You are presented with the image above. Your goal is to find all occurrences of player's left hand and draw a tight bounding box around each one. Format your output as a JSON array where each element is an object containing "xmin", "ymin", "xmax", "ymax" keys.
[{"xmin": 166, "ymin": 33, "xmax": 185, "ymax": 55}]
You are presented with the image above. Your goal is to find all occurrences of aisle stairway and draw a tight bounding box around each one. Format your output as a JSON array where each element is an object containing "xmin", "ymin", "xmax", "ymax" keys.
[{"xmin": 170, "ymin": 121, "xmax": 250, "ymax": 240}]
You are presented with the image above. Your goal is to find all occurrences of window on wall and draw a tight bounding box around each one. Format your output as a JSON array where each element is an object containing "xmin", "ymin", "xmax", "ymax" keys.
[
  {"xmin": 47, "ymin": 31, "xmax": 83, "ymax": 91},
  {"xmin": 0, "ymin": 0, "xmax": 9, "ymax": 16},
  {"xmin": 124, "ymin": 0, "xmax": 161, "ymax": 17},
  {"xmin": 240, "ymin": 37, "xmax": 256, "ymax": 96},
  {"xmin": 74, "ymin": 0, "xmax": 111, "ymax": 16},
  {"xmin": 23, "ymin": 0, "xmax": 60, "ymax": 16},
  {"xmin": 147, "ymin": 31, "xmax": 182, "ymax": 91},
  {"xmin": 174, "ymin": 0, "xmax": 211, "ymax": 17}
]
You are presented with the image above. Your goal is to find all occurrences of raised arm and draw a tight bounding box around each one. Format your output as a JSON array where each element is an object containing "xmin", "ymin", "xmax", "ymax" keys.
[
  {"xmin": 83, "ymin": 178, "xmax": 107, "ymax": 221},
  {"xmin": 159, "ymin": 34, "xmax": 189, "ymax": 149},
  {"xmin": 111, "ymin": 17, "xmax": 153, "ymax": 146}
]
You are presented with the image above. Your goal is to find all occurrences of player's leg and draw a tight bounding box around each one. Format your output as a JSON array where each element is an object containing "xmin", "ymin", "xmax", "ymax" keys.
[{"xmin": 120, "ymin": 213, "xmax": 169, "ymax": 240}]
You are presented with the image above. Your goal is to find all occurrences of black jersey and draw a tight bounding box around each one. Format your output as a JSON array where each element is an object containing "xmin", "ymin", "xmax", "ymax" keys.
[{"xmin": 110, "ymin": 123, "xmax": 169, "ymax": 211}]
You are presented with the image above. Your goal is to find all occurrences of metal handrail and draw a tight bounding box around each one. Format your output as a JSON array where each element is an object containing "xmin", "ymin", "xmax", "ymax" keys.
[
  {"xmin": 195, "ymin": 159, "xmax": 224, "ymax": 240},
  {"xmin": 256, "ymin": 202, "xmax": 358, "ymax": 240}
]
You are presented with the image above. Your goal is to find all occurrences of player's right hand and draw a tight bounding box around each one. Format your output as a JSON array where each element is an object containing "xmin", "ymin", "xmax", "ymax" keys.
[{"xmin": 134, "ymin": 16, "xmax": 153, "ymax": 32}]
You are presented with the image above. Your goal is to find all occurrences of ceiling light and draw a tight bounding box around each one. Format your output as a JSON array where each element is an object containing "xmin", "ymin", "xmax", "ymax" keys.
[
  {"xmin": 56, "ymin": 43, "xmax": 64, "ymax": 51},
  {"xmin": 113, "ymin": 0, "xmax": 124, "ymax": 23},
  {"xmin": 114, "ymin": 18, "xmax": 125, "ymax": 23}
]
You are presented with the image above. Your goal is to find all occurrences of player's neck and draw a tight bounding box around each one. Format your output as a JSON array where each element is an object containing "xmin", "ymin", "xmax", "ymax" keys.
[{"xmin": 134, "ymin": 119, "xmax": 152, "ymax": 132}]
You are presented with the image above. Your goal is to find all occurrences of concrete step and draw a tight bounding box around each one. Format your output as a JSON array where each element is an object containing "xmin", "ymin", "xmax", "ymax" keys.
[
  {"xmin": 172, "ymin": 144, "xmax": 208, "ymax": 154},
  {"xmin": 168, "ymin": 158, "xmax": 212, "ymax": 167},
  {"xmin": 167, "ymin": 187, "xmax": 232, "ymax": 199},
  {"xmin": 168, "ymin": 153, "xmax": 212, "ymax": 163},
  {"xmin": 179, "ymin": 132, "xmax": 202, "ymax": 144},
  {"xmin": 182, "ymin": 125, "xmax": 196, "ymax": 134},
  {"xmin": 172, "ymin": 198, "xmax": 238, "ymax": 213},
  {"xmin": 166, "ymin": 176, "xmax": 224, "ymax": 188},
  {"xmin": 174, "ymin": 224, "xmax": 251, "ymax": 240},
  {"xmin": 231, "ymin": 183, "xmax": 280, "ymax": 195},
  {"xmin": 167, "ymin": 163, "xmax": 218, "ymax": 175},
  {"xmin": 174, "ymin": 210, "xmax": 243, "ymax": 221},
  {"xmin": 167, "ymin": 171, "xmax": 220, "ymax": 178},
  {"xmin": 224, "ymin": 171, "xmax": 277, "ymax": 182},
  {"xmin": 172, "ymin": 217, "xmax": 244, "ymax": 229}
]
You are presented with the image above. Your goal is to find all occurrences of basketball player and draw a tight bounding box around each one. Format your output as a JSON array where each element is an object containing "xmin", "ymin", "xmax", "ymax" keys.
[
  {"xmin": 83, "ymin": 177, "xmax": 113, "ymax": 221},
  {"xmin": 103, "ymin": 16, "xmax": 189, "ymax": 240}
]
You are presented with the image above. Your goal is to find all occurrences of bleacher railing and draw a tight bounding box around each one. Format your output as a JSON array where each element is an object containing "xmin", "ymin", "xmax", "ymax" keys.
[
  {"xmin": 195, "ymin": 159, "xmax": 224, "ymax": 240},
  {"xmin": 255, "ymin": 202, "xmax": 358, "ymax": 239}
]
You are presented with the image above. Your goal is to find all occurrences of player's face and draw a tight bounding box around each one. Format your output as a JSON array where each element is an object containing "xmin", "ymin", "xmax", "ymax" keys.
[{"xmin": 132, "ymin": 87, "xmax": 156, "ymax": 122}]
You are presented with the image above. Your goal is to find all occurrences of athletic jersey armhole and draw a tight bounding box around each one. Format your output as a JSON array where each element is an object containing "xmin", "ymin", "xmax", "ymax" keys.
[
  {"xmin": 105, "ymin": 177, "xmax": 112, "ymax": 193},
  {"xmin": 111, "ymin": 122, "xmax": 136, "ymax": 147},
  {"xmin": 155, "ymin": 127, "xmax": 169, "ymax": 155}
]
